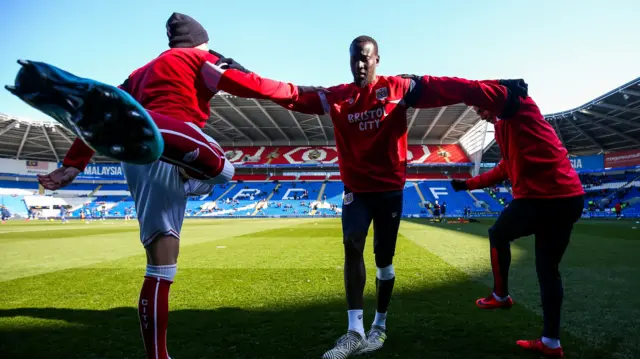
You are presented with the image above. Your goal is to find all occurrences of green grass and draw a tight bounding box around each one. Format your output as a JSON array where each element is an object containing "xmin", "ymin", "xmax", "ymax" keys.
[{"xmin": 0, "ymin": 217, "xmax": 638, "ymax": 359}]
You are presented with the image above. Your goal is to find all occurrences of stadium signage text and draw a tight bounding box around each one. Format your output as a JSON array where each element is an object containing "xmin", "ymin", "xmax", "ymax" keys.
[
  {"xmin": 604, "ymin": 149, "xmax": 640, "ymax": 169},
  {"xmin": 57, "ymin": 162, "xmax": 125, "ymax": 180},
  {"xmin": 568, "ymin": 154, "xmax": 604, "ymax": 172},
  {"xmin": 83, "ymin": 165, "xmax": 123, "ymax": 177}
]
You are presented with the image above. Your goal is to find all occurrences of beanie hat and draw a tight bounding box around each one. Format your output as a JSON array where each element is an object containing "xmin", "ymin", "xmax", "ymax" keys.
[{"xmin": 166, "ymin": 12, "xmax": 209, "ymax": 48}]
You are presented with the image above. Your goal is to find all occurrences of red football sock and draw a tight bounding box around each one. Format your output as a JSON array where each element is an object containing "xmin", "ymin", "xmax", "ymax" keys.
[{"xmin": 138, "ymin": 276, "xmax": 172, "ymax": 359}]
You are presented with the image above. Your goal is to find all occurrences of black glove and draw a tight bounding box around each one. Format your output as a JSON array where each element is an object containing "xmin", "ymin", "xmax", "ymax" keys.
[
  {"xmin": 498, "ymin": 79, "xmax": 528, "ymax": 118},
  {"xmin": 451, "ymin": 179, "xmax": 468, "ymax": 192},
  {"xmin": 398, "ymin": 74, "xmax": 421, "ymax": 81},
  {"xmin": 298, "ymin": 85, "xmax": 329, "ymax": 94},
  {"xmin": 499, "ymin": 79, "xmax": 528, "ymax": 98},
  {"xmin": 209, "ymin": 50, "xmax": 250, "ymax": 74}
]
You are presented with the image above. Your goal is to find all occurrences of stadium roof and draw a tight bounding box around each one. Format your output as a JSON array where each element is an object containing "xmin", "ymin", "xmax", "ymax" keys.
[
  {"xmin": 483, "ymin": 77, "xmax": 640, "ymax": 162},
  {"xmin": 1, "ymin": 76, "xmax": 638, "ymax": 164},
  {"xmin": 0, "ymin": 96, "xmax": 481, "ymax": 163}
]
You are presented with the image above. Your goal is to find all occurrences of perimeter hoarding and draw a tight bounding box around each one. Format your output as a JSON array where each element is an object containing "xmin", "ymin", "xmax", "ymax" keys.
[
  {"xmin": 57, "ymin": 162, "xmax": 125, "ymax": 180},
  {"xmin": 569, "ymin": 154, "xmax": 604, "ymax": 172},
  {"xmin": 604, "ymin": 149, "xmax": 640, "ymax": 169}
]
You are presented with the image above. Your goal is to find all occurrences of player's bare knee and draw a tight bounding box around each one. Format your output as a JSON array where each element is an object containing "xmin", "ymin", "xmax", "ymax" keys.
[
  {"xmin": 343, "ymin": 233, "xmax": 366, "ymax": 258},
  {"xmin": 146, "ymin": 235, "xmax": 180, "ymax": 265}
]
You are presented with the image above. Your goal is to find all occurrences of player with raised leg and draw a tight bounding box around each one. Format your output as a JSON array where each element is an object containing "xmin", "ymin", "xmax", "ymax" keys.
[
  {"xmin": 6, "ymin": 13, "xmax": 316, "ymax": 359},
  {"xmin": 450, "ymin": 88, "xmax": 585, "ymax": 358},
  {"xmin": 209, "ymin": 35, "xmax": 539, "ymax": 358}
]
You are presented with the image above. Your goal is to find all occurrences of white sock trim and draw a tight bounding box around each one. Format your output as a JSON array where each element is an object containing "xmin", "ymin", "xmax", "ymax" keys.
[
  {"xmin": 146, "ymin": 264, "xmax": 177, "ymax": 281},
  {"xmin": 541, "ymin": 336, "xmax": 561, "ymax": 349},
  {"xmin": 376, "ymin": 264, "xmax": 395, "ymax": 281},
  {"xmin": 373, "ymin": 311, "xmax": 387, "ymax": 328},
  {"xmin": 347, "ymin": 309, "xmax": 365, "ymax": 337},
  {"xmin": 493, "ymin": 292, "xmax": 509, "ymax": 302}
]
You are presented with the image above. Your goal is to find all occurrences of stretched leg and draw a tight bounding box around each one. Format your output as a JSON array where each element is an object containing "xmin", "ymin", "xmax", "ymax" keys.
[
  {"xmin": 534, "ymin": 227, "xmax": 570, "ymax": 343},
  {"xmin": 359, "ymin": 189, "xmax": 403, "ymax": 354},
  {"xmin": 517, "ymin": 195, "xmax": 583, "ymax": 358},
  {"xmin": 6, "ymin": 60, "xmax": 163, "ymax": 164},
  {"xmin": 477, "ymin": 199, "xmax": 535, "ymax": 309},
  {"xmin": 322, "ymin": 189, "xmax": 371, "ymax": 359},
  {"xmin": 123, "ymin": 161, "xmax": 191, "ymax": 359},
  {"xmin": 139, "ymin": 236, "xmax": 179, "ymax": 359},
  {"xmin": 149, "ymin": 111, "xmax": 234, "ymax": 184},
  {"xmin": 6, "ymin": 60, "xmax": 234, "ymax": 184},
  {"xmin": 373, "ymin": 190, "xmax": 403, "ymax": 321}
]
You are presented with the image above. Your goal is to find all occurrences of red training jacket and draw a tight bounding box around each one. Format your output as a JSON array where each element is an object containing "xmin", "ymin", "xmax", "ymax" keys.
[
  {"xmin": 466, "ymin": 96, "xmax": 585, "ymax": 199},
  {"xmin": 216, "ymin": 74, "xmax": 517, "ymax": 193},
  {"xmin": 63, "ymin": 48, "xmax": 300, "ymax": 171}
]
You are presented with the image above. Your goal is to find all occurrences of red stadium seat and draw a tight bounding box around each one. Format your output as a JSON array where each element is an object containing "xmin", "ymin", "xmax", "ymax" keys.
[
  {"xmin": 270, "ymin": 175, "xmax": 297, "ymax": 181},
  {"xmin": 232, "ymin": 174, "xmax": 269, "ymax": 181}
]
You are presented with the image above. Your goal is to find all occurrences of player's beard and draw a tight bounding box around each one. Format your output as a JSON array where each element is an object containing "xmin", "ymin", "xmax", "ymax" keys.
[{"xmin": 354, "ymin": 72, "xmax": 373, "ymax": 88}]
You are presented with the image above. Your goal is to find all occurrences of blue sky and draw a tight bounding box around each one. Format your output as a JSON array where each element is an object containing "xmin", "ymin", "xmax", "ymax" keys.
[{"xmin": 1, "ymin": 0, "xmax": 638, "ymax": 122}]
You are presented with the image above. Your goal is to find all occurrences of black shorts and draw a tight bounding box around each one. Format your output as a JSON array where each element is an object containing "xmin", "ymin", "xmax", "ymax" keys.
[
  {"xmin": 341, "ymin": 186, "xmax": 403, "ymax": 256},
  {"xmin": 490, "ymin": 195, "xmax": 584, "ymax": 243}
]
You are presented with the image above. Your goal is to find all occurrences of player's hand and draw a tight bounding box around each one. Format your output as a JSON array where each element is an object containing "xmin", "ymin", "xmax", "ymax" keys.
[
  {"xmin": 451, "ymin": 179, "xmax": 468, "ymax": 192},
  {"xmin": 498, "ymin": 79, "xmax": 528, "ymax": 98},
  {"xmin": 37, "ymin": 166, "xmax": 81, "ymax": 190},
  {"xmin": 210, "ymin": 50, "xmax": 250, "ymax": 74},
  {"xmin": 398, "ymin": 74, "xmax": 421, "ymax": 81}
]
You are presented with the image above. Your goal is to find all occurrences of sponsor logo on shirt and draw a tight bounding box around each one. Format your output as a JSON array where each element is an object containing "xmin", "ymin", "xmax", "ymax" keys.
[{"xmin": 347, "ymin": 106, "xmax": 387, "ymax": 131}]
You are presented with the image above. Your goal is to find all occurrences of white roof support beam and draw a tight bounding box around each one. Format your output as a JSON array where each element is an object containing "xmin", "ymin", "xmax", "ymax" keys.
[
  {"xmin": 0, "ymin": 120, "xmax": 16, "ymax": 136},
  {"xmin": 55, "ymin": 127, "xmax": 75, "ymax": 144},
  {"xmin": 315, "ymin": 115, "xmax": 328, "ymax": 142},
  {"xmin": 220, "ymin": 97, "xmax": 271, "ymax": 143},
  {"xmin": 204, "ymin": 122, "xmax": 233, "ymax": 142},
  {"xmin": 407, "ymin": 109, "xmax": 420, "ymax": 133},
  {"xmin": 482, "ymin": 138, "xmax": 496, "ymax": 154},
  {"xmin": 566, "ymin": 118, "xmax": 603, "ymax": 151},
  {"xmin": 288, "ymin": 111, "xmax": 310, "ymax": 143},
  {"xmin": 440, "ymin": 106, "xmax": 472, "ymax": 142},
  {"xmin": 574, "ymin": 113, "xmax": 640, "ymax": 146},
  {"xmin": 594, "ymin": 102, "xmax": 640, "ymax": 116},
  {"xmin": 253, "ymin": 99, "xmax": 290, "ymax": 141},
  {"xmin": 620, "ymin": 89, "xmax": 640, "ymax": 97},
  {"xmin": 580, "ymin": 110, "xmax": 640, "ymax": 128},
  {"xmin": 41, "ymin": 126, "xmax": 60, "ymax": 162},
  {"xmin": 550, "ymin": 119, "xmax": 565, "ymax": 144},
  {"xmin": 16, "ymin": 124, "xmax": 31, "ymax": 160},
  {"xmin": 210, "ymin": 108, "xmax": 252, "ymax": 142},
  {"xmin": 422, "ymin": 106, "xmax": 446, "ymax": 141}
]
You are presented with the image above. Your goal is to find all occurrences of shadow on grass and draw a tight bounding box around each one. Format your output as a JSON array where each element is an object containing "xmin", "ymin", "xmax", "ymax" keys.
[
  {"xmin": 401, "ymin": 218, "xmax": 638, "ymax": 359},
  {"xmin": 0, "ymin": 281, "xmax": 615, "ymax": 359}
]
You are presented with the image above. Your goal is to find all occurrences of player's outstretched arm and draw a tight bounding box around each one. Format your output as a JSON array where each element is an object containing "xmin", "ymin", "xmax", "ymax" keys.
[
  {"xmin": 38, "ymin": 137, "xmax": 93, "ymax": 190},
  {"xmin": 463, "ymin": 160, "xmax": 509, "ymax": 191},
  {"xmin": 400, "ymin": 75, "xmax": 528, "ymax": 119},
  {"xmin": 38, "ymin": 166, "xmax": 82, "ymax": 190},
  {"xmin": 200, "ymin": 51, "xmax": 326, "ymax": 115},
  {"xmin": 61, "ymin": 138, "xmax": 94, "ymax": 172}
]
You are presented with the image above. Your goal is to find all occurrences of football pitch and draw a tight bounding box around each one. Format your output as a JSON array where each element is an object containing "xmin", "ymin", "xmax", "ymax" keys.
[{"xmin": 1, "ymin": 218, "xmax": 638, "ymax": 359}]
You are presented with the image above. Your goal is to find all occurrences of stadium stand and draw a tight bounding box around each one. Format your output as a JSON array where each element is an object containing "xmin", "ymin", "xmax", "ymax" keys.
[
  {"xmin": 1, "ymin": 169, "xmax": 636, "ymax": 220},
  {"xmin": 0, "ymin": 77, "xmax": 639, "ymax": 220}
]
